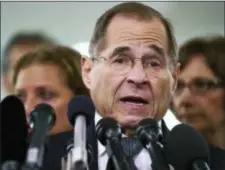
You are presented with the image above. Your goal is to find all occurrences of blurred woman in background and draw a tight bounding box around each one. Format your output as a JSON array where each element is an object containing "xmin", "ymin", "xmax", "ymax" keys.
[
  {"xmin": 13, "ymin": 45, "xmax": 89, "ymax": 170},
  {"xmin": 172, "ymin": 35, "xmax": 225, "ymax": 170}
]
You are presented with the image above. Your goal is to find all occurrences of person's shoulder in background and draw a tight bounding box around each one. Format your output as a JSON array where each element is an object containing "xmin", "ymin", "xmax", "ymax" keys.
[{"xmin": 209, "ymin": 145, "xmax": 225, "ymax": 170}]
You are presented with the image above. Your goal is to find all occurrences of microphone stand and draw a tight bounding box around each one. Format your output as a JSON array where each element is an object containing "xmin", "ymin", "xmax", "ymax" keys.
[
  {"xmin": 145, "ymin": 141, "xmax": 164, "ymax": 170},
  {"xmin": 96, "ymin": 117, "xmax": 132, "ymax": 170},
  {"xmin": 136, "ymin": 119, "xmax": 169, "ymax": 170},
  {"xmin": 105, "ymin": 138, "xmax": 132, "ymax": 170},
  {"xmin": 21, "ymin": 142, "xmax": 47, "ymax": 170},
  {"xmin": 1, "ymin": 161, "xmax": 20, "ymax": 170}
]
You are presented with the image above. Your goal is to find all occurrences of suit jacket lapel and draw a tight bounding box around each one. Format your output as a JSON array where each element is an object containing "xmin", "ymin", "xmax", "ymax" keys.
[
  {"xmin": 87, "ymin": 120, "xmax": 99, "ymax": 170},
  {"xmin": 86, "ymin": 118, "xmax": 170, "ymax": 170},
  {"xmin": 150, "ymin": 119, "xmax": 170, "ymax": 170},
  {"xmin": 161, "ymin": 119, "xmax": 170, "ymax": 145}
]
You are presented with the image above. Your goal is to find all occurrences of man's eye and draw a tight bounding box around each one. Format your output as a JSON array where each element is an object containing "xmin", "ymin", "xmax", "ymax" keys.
[
  {"xmin": 112, "ymin": 54, "xmax": 130, "ymax": 64},
  {"xmin": 145, "ymin": 59, "xmax": 161, "ymax": 67},
  {"xmin": 150, "ymin": 61, "xmax": 160, "ymax": 67},
  {"xmin": 114, "ymin": 58, "xmax": 127, "ymax": 64}
]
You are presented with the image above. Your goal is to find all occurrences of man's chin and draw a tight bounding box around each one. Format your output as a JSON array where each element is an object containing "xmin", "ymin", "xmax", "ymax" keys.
[{"xmin": 119, "ymin": 115, "xmax": 144, "ymax": 129}]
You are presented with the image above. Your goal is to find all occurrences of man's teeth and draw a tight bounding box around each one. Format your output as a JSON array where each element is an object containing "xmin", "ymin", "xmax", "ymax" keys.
[{"xmin": 124, "ymin": 101, "xmax": 144, "ymax": 105}]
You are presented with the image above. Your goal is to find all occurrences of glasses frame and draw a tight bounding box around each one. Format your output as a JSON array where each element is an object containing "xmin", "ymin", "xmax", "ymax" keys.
[{"xmin": 175, "ymin": 78, "xmax": 224, "ymax": 96}]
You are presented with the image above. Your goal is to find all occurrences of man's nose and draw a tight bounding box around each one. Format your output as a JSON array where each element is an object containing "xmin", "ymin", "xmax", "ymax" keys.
[{"xmin": 126, "ymin": 61, "xmax": 148, "ymax": 86}]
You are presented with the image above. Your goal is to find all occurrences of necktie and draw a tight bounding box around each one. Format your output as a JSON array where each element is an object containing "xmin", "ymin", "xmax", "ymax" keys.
[
  {"xmin": 121, "ymin": 137, "xmax": 143, "ymax": 157},
  {"xmin": 106, "ymin": 137, "xmax": 143, "ymax": 170},
  {"xmin": 121, "ymin": 137, "xmax": 143, "ymax": 170}
]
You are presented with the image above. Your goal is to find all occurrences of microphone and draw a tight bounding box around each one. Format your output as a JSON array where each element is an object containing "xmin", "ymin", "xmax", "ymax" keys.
[
  {"xmin": 65, "ymin": 139, "xmax": 93, "ymax": 170},
  {"xmin": 164, "ymin": 123, "xmax": 210, "ymax": 170},
  {"xmin": 0, "ymin": 95, "xmax": 28, "ymax": 169},
  {"xmin": 136, "ymin": 118, "xmax": 169, "ymax": 170},
  {"xmin": 96, "ymin": 117, "xmax": 132, "ymax": 170},
  {"xmin": 22, "ymin": 103, "xmax": 56, "ymax": 170},
  {"xmin": 67, "ymin": 95, "xmax": 95, "ymax": 170},
  {"xmin": 65, "ymin": 140, "xmax": 73, "ymax": 170}
]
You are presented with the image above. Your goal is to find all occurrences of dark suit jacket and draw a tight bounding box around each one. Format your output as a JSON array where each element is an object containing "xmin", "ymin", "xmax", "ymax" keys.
[
  {"xmin": 86, "ymin": 120, "xmax": 99, "ymax": 170},
  {"xmin": 87, "ymin": 119, "xmax": 170, "ymax": 170}
]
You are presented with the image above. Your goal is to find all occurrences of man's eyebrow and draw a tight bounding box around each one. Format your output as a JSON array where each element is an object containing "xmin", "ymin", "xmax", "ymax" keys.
[
  {"xmin": 110, "ymin": 46, "xmax": 131, "ymax": 57},
  {"xmin": 147, "ymin": 44, "xmax": 165, "ymax": 57}
]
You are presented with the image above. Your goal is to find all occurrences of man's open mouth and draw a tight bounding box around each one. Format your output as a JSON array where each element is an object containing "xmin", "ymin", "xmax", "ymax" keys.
[{"xmin": 120, "ymin": 96, "xmax": 149, "ymax": 105}]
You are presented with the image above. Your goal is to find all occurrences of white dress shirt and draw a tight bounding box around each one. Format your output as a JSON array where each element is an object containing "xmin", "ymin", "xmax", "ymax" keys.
[
  {"xmin": 95, "ymin": 113, "xmax": 163, "ymax": 170},
  {"xmin": 163, "ymin": 109, "xmax": 180, "ymax": 130}
]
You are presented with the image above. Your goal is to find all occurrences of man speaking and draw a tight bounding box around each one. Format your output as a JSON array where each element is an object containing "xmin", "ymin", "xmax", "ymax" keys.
[{"xmin": 81, "ymin": 2, "xmax": 179, "ymax": 170}]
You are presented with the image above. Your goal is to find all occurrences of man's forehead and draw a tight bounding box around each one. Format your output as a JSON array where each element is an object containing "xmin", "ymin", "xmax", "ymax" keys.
[
  {"xmin": 100, "ymin": 43, "xmax": 166, "ymax": 56},
  {"xmin": 103, "ymin": 16, "xmax": 168, "ymax": 53}
]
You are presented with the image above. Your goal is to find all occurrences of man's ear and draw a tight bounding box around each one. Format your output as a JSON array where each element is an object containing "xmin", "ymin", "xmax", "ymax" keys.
[
  {"xmin": 172, "ymin": 62, "xmax": 180, "ymax": 93},
  {"xmin": 81, "ymin": 56, "xmax": 92, "ymax": 90}
]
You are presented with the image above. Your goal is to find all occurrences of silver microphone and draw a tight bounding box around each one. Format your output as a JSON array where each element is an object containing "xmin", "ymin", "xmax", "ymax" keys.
[
  {"xmin": 65, "ymin": 141, "xmax": 73, "ymax": 170},
  {"xmin": 64, "ymin": 138, "xmax": 93, "ymax": 170},
  {"xmin": 73, "ymin": 116, "xmax": 88, "ymax": 170},
  {"xmin": 67, "ymin": 95, "xmax": 95, "ymax": 170}
]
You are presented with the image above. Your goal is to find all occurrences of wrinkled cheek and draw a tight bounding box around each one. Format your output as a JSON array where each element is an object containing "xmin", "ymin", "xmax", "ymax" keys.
[
  {"xmin": 90, "ymin": 72, "xmax": 112, "ymax": 116},
  {"xmin": 90, "ymin": 69, "xmax": 102, "ymax": 100},
  {"xmin": 161, "ymin": 72, "xmax": 173, "ymax": 100},
  {"xmin": 104, "ymin": 75, "xmax": 120, "ymax": 114}
]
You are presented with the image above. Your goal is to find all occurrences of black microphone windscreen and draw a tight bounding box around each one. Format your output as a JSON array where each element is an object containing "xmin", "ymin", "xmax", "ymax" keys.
[
  {"xmin": 136, "ymin": 118, "xmax": 159, "ymax": 146},
  {"xmin": 96, "ymin": 117, "xmax": 122, "ymax": 146},
  {"xmin": 164, "ymin": 123, "xmax": 209, "ymax": 170},
  {"xmin": 0, "ymin": 95, "xmax": 28, "ymax": 164},
  {"xmin": 138, "ymin": 118, "xmax": 158, "ymax": 127},
  {"xmin": 67, "ymin": 95, "xmax": 95, "ymax": 126},
  {"xmin": 137, "ymin": 118, "xmax": 159, "ymax": 134},
  {"xmin": 28, "ymin": 103, "xmax": 56, "ymax": 150},
  {"xmin": 29, "ymin": 103, "xmax": 55, "ymax": 130}
]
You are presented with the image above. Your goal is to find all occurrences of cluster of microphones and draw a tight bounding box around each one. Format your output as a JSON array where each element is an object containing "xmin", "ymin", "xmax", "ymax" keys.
[{"xmin": 1, "ymin": 95, "xmax": 211, "ymax": 170}]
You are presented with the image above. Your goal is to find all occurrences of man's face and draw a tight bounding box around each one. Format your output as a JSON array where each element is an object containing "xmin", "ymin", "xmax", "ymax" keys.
[
  {"xmin": 82, "ymin": 15, "xmax": 179, "ymax": 129},
  {"xmin": 172, "ymin": 55, "xmax": 225, "ymax": 133}
]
